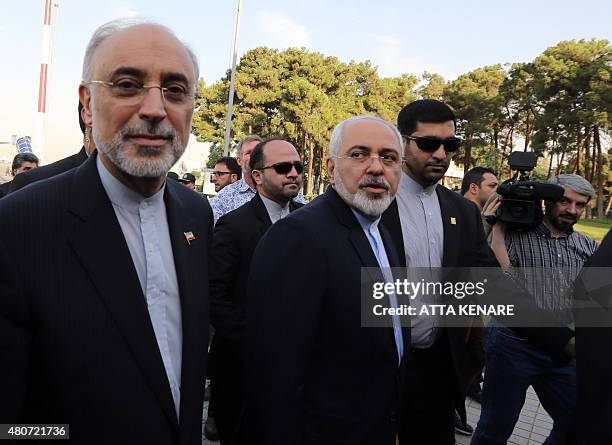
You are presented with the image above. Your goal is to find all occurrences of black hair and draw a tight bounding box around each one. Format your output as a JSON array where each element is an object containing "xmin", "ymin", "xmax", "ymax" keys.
[
  {"xmin": 461, "ymin": 166, "xmax": 496, "ymax": 195},
  {"xmin": 12, "ymin": 152, "xmax": 40, "ymax": 174},
  {"xmin": 249, "ymin": 137, "xmax": 290, "ymax": 173},
  {"xmin": 216, "ymin": 156, "xmax": 241, "ymax": 177},
  {"xmin": 78, "ymin": 102, "xmax": 86, "ymax": 134},
  {"xmin": 397, "ymin": 99, "xmax": 456, "ymax": 136}
]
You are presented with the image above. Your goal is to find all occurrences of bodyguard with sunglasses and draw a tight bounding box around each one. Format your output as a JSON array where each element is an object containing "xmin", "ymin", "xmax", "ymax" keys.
[
  {"xmin": 383, "ymin": 100, "xmax": 579, "ymax": 444},
  {"xmin": 382, "ymin": 99, "xmax": 487, "ymax": 444},
  {"xmin": 209, "ymin": 138, "xmax": 304, "ymax": 444}
]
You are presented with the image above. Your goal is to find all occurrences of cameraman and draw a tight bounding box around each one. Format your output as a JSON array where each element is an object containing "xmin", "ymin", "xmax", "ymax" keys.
[{"xmin": 472, "ymin": 174, "xmax": 597, "ymax": 445}]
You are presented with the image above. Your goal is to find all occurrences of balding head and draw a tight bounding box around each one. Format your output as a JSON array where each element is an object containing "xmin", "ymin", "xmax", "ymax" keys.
[
  {"xmin": 82, "ymin": 18, "xmax": 199, "ymax": 82},
  {"xmin": 79, "ymin": 19, "xmax": 199, "ymax": 196}
]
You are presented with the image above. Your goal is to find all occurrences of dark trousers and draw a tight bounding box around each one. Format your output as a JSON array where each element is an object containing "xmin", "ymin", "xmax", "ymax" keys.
[
  {"xmin": 211, "ymin": 335, "xmax": 244, "ymax": 445},
  {"xmin": 399, "ymin": 333, "xmax": 456, "ymax": 445},
  {"xmin": 471, "ymin": 322, "xmax": 576, "ymax": 445}
]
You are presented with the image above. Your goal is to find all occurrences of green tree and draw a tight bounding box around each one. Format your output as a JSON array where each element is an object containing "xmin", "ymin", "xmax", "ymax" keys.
[
  {"xmin": 418, "ymin": 72, "xmax": 446, "ymax": 100},
  {"xmin": 444, "ymin": 65, "xmax": 507, "ymax": 172},
  {"xmin": 206, "ymin": 142, "xmax": 224, "ymax": 169}
]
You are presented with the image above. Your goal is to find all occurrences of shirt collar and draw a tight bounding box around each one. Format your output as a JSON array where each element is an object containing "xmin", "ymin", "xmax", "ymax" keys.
[
  {"xmin": 400, "ymin": 171, "xmax": 437, "ymax": 196},
  {"xmin": 237, "ymin": 178, "xmax": 255, "ymax": 194},
  {"xmin": 351, "ymin": 208, "xmax": 381, "ymax": 233},
  {"xmin": 260, "ymin": 193, "xmax": 289, "ymax": 221},
  {"xmin": 535, "ymin": 220, "xmax": 573, "ymax": 239},
  {"xmin": 96, "ymin": 155, "xmax": 165, "ymax": 214}
]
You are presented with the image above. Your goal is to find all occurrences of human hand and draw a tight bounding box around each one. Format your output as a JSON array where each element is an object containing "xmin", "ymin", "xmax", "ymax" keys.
[{"xmin": 482, "ymin": 195, "xmax": 502, "ymax": 220}]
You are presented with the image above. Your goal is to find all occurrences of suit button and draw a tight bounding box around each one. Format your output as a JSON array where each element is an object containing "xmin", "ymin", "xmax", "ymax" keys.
[{"xmin": 390, "ymin": 411, "xmax": 397, "ymax": 423}]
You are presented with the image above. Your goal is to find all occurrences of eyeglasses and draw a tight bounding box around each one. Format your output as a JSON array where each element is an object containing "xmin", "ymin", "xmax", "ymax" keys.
[
  {"xmin": 333, "ymin": 151, "xmax": 403, "ymax": 169},
  {"xmin": 211, "ymin": 171, "xmax": 232, "ymax": 177},
  {"xmin": 403, "ymin": 135, "xmax": 461, "ymax": 153},
  {"xmin": 259, "ymin": 161, "xmax": 304, "ymax": 175},
  {"xmin": 83, "ymin": 79, "xmax": 193, "ymax": 105}
]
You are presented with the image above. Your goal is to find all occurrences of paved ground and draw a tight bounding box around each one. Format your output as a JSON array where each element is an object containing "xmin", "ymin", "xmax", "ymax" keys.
[
  {"xmin": 456, "ymin": 386, "xmax": 553, "ymax": 445},
  {"xmin": 202, "ymin": 385, "xmax": 554, "ymax": 444}
]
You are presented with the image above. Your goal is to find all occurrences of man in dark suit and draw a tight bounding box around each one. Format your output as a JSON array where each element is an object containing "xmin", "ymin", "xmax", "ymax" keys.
[
  {"xmin": 243, "ymin": 116, "xmax": 409, "ymax": 445},
  {"xmin": 9, "ymin": 103, "xmax": 95, "ymax": 194},
  {"xmin": 0, "ymin": 19, "xmax": 212, "ymax": 445},
  {"xmin": 574, "ymin": 230, "xmax": 612, "ymax": 444},
  {"xmin": 380, "ymin": 100, "xmax": 487, "ymax": 444},
  {"xmin": 381, "ymin": 99, "xmax": 576, "ymax": 444},
  {"xmin": 210, "ymin": 138, "xmax": 305, "ymax": 444}
]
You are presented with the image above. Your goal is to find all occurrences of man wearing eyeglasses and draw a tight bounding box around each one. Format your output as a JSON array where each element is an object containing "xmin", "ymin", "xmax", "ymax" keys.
[
  {"xmin": 242, "ymin": 116, "xmax": 409, "ymax": 445},
  {"xmin": 0, "ymin": 19, "xmax": 212, "ymax": 445},
  {"xmin": 211, "ymin": 156, "xmax": 240, "ymax": 193},
  {"xmin": 209, "ymin": 138, "xmax": 304, "ymax": 444}
]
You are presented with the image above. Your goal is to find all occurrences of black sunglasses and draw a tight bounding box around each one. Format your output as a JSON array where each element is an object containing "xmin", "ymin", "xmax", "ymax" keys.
[
  {"xmin": 260, "ymin": 161, "xmax": 304, "ymax": 175},
  {"xmin": 403, "ymin": 135, "xmax": 462, "ymax": 153}
]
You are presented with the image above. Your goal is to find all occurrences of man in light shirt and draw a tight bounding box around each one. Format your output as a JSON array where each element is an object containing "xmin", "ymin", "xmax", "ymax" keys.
[
  {"xmin": 0, "ymin": 18, "xmax": 212, "ymax": 445},
  {"xmin": 211, "ymin": 156, "xmax": 240, "ymax": 193},
  {"xmin": 209, "ymin": 135, "xmax": 263, "ymax": 223}
]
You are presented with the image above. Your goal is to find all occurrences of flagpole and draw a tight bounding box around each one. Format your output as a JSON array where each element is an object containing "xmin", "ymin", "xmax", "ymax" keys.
[
  {"xmin": 223, "ymin": 0, "xmax": 243, "ymax": 156},
  {"xmin": 35, "ymin": 0, "xmax": 53, "ymax": 160}
]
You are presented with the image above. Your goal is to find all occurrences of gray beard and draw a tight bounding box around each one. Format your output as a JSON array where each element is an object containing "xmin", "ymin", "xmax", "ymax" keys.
[
  {"xmin": 334, "ymin": 173, "xmax": 392, "ymax": 218},
  {"xmin": 94, "ymin": 124, "xmax": 185, "ymax": 178}
]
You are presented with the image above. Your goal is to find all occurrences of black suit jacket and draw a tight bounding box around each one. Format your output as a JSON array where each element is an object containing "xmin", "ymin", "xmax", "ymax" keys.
[
  {"xmin": 382, "ymin": 185, "xmax": 489, "ymax": 397},
  {"xmin": 0, "ymin": 181, "xmax": 10, "ymax": 198},
  {"xmin": 210, "ymin": 193, "xmax": 304, "ymax": 339},
  {"xmin": 0, "ymin": 154, "xmax": 213, "ymax": 445},
  {"xmin": 9, "ymin": 147, "xmax": 88, "ymax": 194},
  {"xmin": 574, "ymin": 229, "xmax": 612, "ymax": 445},
  {"xmin": 244, "ymin": 186, "xmax": 409, "ymax": 445},
  {"xmin": 382, "ymin": 184, "xmax": 574, "ymax": 381}
]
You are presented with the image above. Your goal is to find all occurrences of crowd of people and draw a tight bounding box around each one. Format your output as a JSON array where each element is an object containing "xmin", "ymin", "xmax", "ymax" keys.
[{"xmin": 1, "ymin": 17, "xmax": 610, "ymax": 445}]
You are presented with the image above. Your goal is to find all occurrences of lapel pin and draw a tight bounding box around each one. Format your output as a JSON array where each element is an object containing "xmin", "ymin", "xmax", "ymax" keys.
[
  {"xmin": 184, "ymin": 231, "xmax": 196, "ymax": 245},
  {"xmin": 450, "ymin": 217, "xmax": 457, "ymax": 225}
]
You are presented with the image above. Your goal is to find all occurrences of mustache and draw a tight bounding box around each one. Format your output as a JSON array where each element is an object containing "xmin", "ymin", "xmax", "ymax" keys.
[
  {"xmin": 559, "ymin": 213, "xmax": 577, "ymax": 220},
  {"xmin": 121, "ymin": 123, "xmax": 176, "ymax": 140},
  {"xmin": 359, "ymin": 175, "xmax": 390, "ymax": 190},
  {"xmin": 426, "ymin": 159, "xmax": 449, "ymax": 166}
]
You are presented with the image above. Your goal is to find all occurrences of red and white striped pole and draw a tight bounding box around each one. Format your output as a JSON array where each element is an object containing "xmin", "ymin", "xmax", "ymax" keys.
[{"xmin": 35, "ymin": 0, "xmax": 53, "ymax": 160}]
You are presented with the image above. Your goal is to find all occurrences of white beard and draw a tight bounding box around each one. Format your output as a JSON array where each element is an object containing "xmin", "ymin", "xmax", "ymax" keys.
[
  {"xmin": 334, "ymin": 173, "xmax": 392, "ymax": 218},
  {"xmin": 94, "ymin": 124, "xmax": 185, "ymax": 178}
]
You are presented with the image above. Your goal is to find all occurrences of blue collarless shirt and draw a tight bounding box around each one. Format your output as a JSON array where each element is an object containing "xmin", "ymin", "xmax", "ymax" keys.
[
  {"xmin": 352, "ymin": 209, "xmax": 404, "ymax": 365},
  {"xmin": 97, "ymin": 156, "xmax": 183, "ymax": 416}
]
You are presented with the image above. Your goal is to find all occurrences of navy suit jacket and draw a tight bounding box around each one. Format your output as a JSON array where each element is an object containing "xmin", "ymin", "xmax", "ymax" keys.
[
  {"xmin": 0, "ymin": 154, "xmax": 212, "ymax": 445},
  {"xmin": 243, "ymin": 186, "xmax": 409, "ymax": 445}
]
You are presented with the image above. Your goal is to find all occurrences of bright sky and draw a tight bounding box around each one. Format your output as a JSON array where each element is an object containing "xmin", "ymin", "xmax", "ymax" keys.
[{"xmin": 1, "ymin": 0, "xmax": 610, "ymax": 163}]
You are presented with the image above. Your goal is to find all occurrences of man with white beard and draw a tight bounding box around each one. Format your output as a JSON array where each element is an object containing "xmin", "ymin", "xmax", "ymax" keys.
[
  {"xmin": 0, "ymin": 19, "xmax": 212, "ymax": 444},
  {"xmin": 241, "ymin": 116, "xmax": 409, "ymax": 445}
]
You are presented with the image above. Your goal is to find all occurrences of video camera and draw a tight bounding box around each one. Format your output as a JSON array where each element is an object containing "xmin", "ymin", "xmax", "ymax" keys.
[{"xmin": 496, "ymin": 152, "xmax": 564, "ymax": 230}]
